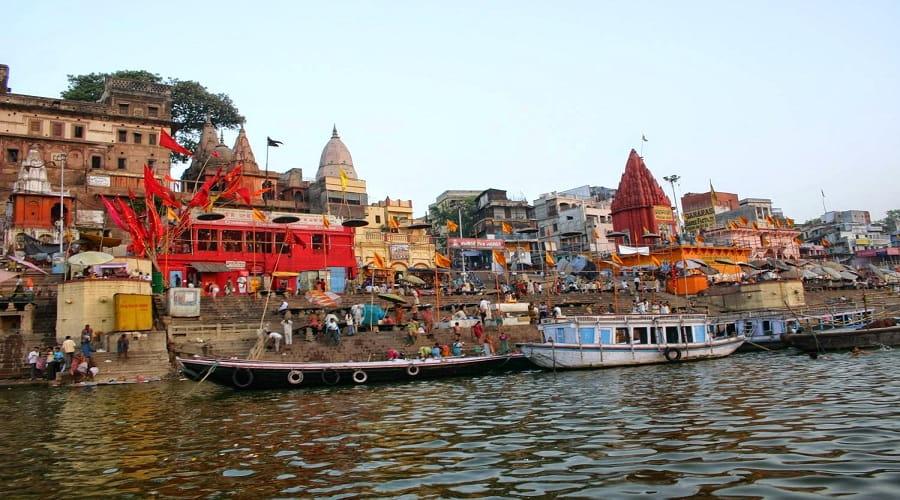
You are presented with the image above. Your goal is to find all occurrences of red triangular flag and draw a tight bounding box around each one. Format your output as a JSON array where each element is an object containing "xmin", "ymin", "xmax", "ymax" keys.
[{"xmin": 159, "ymin": 128, "xmax": 193, "ymax": 156}]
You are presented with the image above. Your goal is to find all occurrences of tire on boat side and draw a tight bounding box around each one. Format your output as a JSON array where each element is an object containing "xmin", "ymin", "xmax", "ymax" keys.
[
  {"xmin": 352, "ymin": 369, "xmax": 367, "ymax": 384},
  {"xmin": 287, "ymin": 370, "xmax": 304, "ymax": 385},
  {"xmin": 664, "ymin": 347, "xmax": 682, "ymax": 362},
  {"xmin": 321, "ymin": 368, "xmax": 340, "ymax": 385},
  {"xmin": 232, "ymin": 367, "xmax": 254, "ymax": 388},
  {"xmin": 406, "ymin": 363, "xmax": 420, "ymax": 376}
]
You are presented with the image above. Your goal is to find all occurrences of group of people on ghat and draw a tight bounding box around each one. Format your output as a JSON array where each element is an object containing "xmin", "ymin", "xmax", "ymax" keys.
[
  {"xmin": 24, "ymin": 324, "xmax": 130, "ymax": 382},
  {"xmin": 264, "ymin": 301, "xmax": 360, "ymax": 353}
]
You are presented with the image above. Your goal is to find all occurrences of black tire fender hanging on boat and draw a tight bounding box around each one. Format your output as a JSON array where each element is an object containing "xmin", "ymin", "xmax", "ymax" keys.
[
  {"xmin": 232, "ymin": 367, "xmax": 254, "ymax": 388},
  {"xmin": 287, "ymin": 370, "xmax": 304, "ymax": 385},
  {"xmin": 352, "ymin": 369, "xmax": 367, "ymax": 384},
  {"xmin": 664, "ymin": 347, "xmax": 682, "ymax": 362},
  {"xmin": 406, "ymin": 363, "xmax": 420, "ymax": 376},
  {"xmin": 321, "ymin": 368, "xmax": 340, "ymax": 385}
]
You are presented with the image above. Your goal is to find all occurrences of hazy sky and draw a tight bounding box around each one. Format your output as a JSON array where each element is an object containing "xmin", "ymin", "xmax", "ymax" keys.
[{"xmin": 5, "ymin": 1, "xmax": 899, "ymax": 222}]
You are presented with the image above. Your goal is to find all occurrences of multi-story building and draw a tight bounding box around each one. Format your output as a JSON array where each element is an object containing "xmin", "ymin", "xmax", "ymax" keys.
[
  {"xmin": 0, "ymin": 64, "xmax": 174, "ymax": 255},
  {"xmin": 355, "ymin": 198, "xmax": 435, "ymax": 274},
  {"xmin": 702, "ymin": 198, "xmax": 801, "ymax": 260},
  {"xmin": 532, "ymin": 185, "xmax": 616, "ymax": 257},
  {"xmin": 801, "ymin": 210, "xmax": 890, "ymax": 263}
]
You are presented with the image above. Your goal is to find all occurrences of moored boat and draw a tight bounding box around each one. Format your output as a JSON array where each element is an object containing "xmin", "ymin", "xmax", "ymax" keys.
[
  {"xmin": 518, "ymin": 313, "xmax": 744, "ymax": 370},
  {"xmin": 177, "ymin": 353, "xmax": 530, "ymax": 390},
  {"xmin": 781, "ymin": 318, "xmax": 900, "ymax": 353},
  {"xmin": 714, "ymin": 307, "xmax": 875, "ymax": 352}
]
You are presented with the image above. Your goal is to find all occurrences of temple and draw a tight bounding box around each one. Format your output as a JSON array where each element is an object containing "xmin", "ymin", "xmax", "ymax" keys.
[{"xmin": 609, "ymin": 150, "xmax": 676, "ymax": 245}]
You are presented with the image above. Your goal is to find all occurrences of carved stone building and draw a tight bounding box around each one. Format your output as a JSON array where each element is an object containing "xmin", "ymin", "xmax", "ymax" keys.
[
  {"xmin": 307, "ymin": 126, "xmax": 368, "ymax": 219},
  {"xmin": 0, "ymin": 64, "xmax": 174, "ymax": 254}
]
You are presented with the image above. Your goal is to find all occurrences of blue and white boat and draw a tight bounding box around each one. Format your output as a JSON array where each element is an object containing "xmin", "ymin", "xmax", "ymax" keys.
[
  {"xmin": 713, "ymin": 307, "xmax": 875, "ymax": 352},
  {"xmin": 519, "ymin": 313, "xmax": 744, "ymax": 370}
]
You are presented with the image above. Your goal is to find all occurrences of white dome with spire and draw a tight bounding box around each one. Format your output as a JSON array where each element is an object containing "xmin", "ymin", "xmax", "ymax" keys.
[{"xmin": 317, "ymin": 125, "xmax": 358, "ymax": 181}]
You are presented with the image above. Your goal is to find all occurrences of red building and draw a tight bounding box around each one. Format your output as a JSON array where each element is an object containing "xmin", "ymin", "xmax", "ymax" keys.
[
  {"xmin": 158, "ymin": 209, "xmax": 356, "ymax": 295},
  {"xmin": 610, "ymin": 150, "xmax": 675, "ymax": 245}
]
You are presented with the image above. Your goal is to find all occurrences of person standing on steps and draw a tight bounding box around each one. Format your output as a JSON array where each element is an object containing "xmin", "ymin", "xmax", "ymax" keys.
[{"xmin": 117, "ymin": 334, "xmax": 129, "ymax": 361}]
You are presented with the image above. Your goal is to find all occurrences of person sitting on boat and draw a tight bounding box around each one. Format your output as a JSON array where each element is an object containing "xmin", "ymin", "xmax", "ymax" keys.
[
  {"xmin": 386, "ymin": 348, "xmax": 401, "ymax": 360},
  {"xmin": 851, "ymin": 347, "xmax": 871, "ymax": 357},
  {"xmin": 431, "ymin": 343, "xmax": 442, "ymax": 359},
  {"xmin": 418, "ymin": 345, "xmax": 432, "ymax": 359},
  {"xmin": 552, "ymin": 305, "xmax": 563, "ymax": 319},
  {"xmin": 451, "ymin": 340, "xmax": 464, "ymax": 356},
  {"xmin": 482, "ymin": 336, "xmax": 495, "ymax": 356},
  {"xmin": 440, "ymin": 344, "xmax": 451, "ymax": 357}
]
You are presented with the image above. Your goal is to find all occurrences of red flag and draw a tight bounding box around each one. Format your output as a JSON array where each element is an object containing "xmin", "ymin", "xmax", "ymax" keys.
[
  {"xmin": 144, "ymin": 165, "xmax": 180, "ymax": 208},
  {"xmin": 147, "ymin": 199, "xmax": 165, "ymax": 241},
  {"xmin": 235, "ymin": 187, "xmax": 252, "ymax": 205},
  {"xmin": 100, "ymin": 195, "xmax": 128, "ymax": 232},
  {"xmin": 284, "ymin": 229, "xmax": 297, "ymax": 245},
  {"xmin": 209, "ymin": 150, "xmax": 219, "ymax": 158},
  {"xmin": 159, "ymin": 128, "xmax": 193, "ymax": 156}
]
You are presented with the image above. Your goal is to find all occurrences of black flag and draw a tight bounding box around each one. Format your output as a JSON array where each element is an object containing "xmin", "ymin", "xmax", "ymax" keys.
[{"xmin": 267, "ymin": 137, "xmax": 283, "ymax": 147}]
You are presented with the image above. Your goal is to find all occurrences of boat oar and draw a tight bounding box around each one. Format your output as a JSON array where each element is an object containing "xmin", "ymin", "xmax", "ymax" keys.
[
  {"xmin": 188, "ymin": 360, "xmax": 219, "ymax": 396},
  {"xmin": 744, "ymin": 340, "xmax": 776, "ymax": 352}
]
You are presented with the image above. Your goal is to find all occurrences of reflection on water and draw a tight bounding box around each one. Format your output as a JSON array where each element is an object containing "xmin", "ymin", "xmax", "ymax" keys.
[{"xmin": 2, "ymin": 350, "xmax": 899, "ymax": 498}]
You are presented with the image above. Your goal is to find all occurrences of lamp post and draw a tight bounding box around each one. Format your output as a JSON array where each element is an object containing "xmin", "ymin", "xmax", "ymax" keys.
[
  {"xmin": 52, "ymin": 152, "xmax": 67, "ymax": 255},
  {"xmin": 663, "ymin": 174, "xmax": 681, "ymax": 240}
]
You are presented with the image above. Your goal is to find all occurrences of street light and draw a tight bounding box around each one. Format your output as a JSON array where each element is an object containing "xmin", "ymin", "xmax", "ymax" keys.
[{"xmin": 662, "ymin": 174, "xmax": 681, "ymax": 240}]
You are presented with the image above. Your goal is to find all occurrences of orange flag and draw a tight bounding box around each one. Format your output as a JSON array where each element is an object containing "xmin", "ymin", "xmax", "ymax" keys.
[
  {"xmin": 611, "ymin": 253, "xmax": 624, "ymax": 266},
  {"xmin": 446, "ymin": 219, "xmax": 458, "ymax": 232},
  {"xmin": 765, "ymin": 214, "xmax": 776, "ymax": 225},
  {"xmin": 492, "ymin": 249, "xmax": 506, "ymax": 268},
  {"xmin": 545, "ymin": 251, "xmax": 555, "ymax": 267},
  {"xmin": 322, "ymin": 214, "xmax": 331, "ymax": 228},
  {"xmin": 501, "ymin": 222, "xmax": 513, "ymax": 234},
  {"xmin": 592, "ymin": 229, "xmax": 600, "ymax": 240},
  {"xmin": 786, "ymin": 218, "xmax": 795, "ymax": 228},
  {"xmin": 668, "ymin": 234, "xmax": 677, "ymax": 243},
  {"xmin": 794, "ymin": 237, "xmax": 804, "ymax": 245},
  {"xmin": 252, "ymin": 208, "xmax": 266, "ymax": 222},
  {"xmin": 389, "ymin": 217, "xmax": 399, "ymax": 229},
  {"xmin": 752, "ymin": 222, "xmax": 759, "ymax": 231},
  {"xmin": 738, "ymin": 216, "xmax": 748, "ymax": 226},
  {"xmin": 821, "ymin": 238, "xmax": 831, "ymax": 247},
  {"xmin": 372, "ymin": 252, "xmax": 387, "ymax": 268},
  {"xmin": 434, "ymin": 252, "xmax": 452, "ymax": 268},
  {"xmin": 696, "ymin": 235, "xmax": 705, "ymax": 243},
  {"xmin": 651, "ymin": 256, "xmax": 661, "ymax": 267}
]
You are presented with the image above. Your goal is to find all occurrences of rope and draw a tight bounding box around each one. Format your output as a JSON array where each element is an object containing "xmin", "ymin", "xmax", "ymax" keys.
[{"xmin": 187, "ymin": 360, "xmax": 219, "ymax": 396}]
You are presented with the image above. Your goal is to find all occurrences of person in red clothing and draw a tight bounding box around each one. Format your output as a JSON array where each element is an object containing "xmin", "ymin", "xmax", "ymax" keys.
[{"xmin": 471, "ymin": 321, "xmax": 483, "ymax": 344}]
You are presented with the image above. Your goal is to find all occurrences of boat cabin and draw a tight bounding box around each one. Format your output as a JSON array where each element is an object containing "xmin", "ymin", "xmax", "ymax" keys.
[{"xmin": 538, "ymin": 314, "xmax": 712, "ymax": 346}]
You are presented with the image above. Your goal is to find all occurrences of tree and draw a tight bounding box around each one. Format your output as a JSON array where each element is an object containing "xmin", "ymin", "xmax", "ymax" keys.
[
  {"xmin": 61, "ymin": 70, "xmax": 244, "ymax": 163},
  {"xmin": 877, "ymin": 209, "xmax": 900, "ymax": 233},
  {"xmin": 429, "ymin": 197, "xmax": 476, "ymax": 251}
]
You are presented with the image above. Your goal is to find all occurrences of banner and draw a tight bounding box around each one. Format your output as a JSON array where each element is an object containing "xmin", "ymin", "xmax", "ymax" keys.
[
  {"xmin": 618, "ymin": 245, "xmax": 650, "ymax": 256},
  {"xmin": 448, "ymin": 238, "xmax": 505, "ymax": 250}
]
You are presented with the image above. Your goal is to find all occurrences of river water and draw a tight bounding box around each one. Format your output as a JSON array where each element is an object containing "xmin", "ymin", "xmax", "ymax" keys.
[{"xmin": 2, "ymin": 349, "xmax": 898, "ymax": 499}]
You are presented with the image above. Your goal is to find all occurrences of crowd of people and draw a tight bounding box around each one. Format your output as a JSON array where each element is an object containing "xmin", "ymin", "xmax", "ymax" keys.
[{"xmin": 23, "ymin": 323, "xmax": 131, "ymax": 382}]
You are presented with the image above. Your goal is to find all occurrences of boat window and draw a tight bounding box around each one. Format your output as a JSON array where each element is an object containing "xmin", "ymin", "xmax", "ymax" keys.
[
  {"xmin": 665, "ymin": 326, "xmax": 679, "ymax": 343},
  {"xmin": 633, "ymin": 327, "xmax": 649, "ymax": 344},
  {"xmin": 649, "ymin": 327, "xmax": 661, "ymax": 344},
  {"xmin": 222, "ymin": 230, "xmax": 242, "ymax": 253},
  {"xmin": 615, "ymin": 327, "xmax": 629, "ymax": 344},
  {"xmin": 682, "ymin": 326, "xmax": 694, "ymax": 342},
  {"xmin": 762, "ymin": 320, "xmax": 772, "ymax": 334},
  {"xmin": 578, "ymin": 328, "xmax": 594, "ymax": 344}
]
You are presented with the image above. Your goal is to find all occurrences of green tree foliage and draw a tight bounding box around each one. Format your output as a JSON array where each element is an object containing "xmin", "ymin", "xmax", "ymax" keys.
[
  {"xmin": 61, "ymin": 70, "xmax": 244, "ymax": 163},
  {"xmin": 429, "ymin": 197, "xmax": 476, "ymax": 251},
  {"xmin": 877, "ymin": 209, "xmax": 900, "ymax": 233}
]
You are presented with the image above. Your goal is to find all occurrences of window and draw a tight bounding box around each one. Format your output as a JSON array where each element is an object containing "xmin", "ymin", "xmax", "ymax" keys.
[
  {"xmin": 147, "ymin": 106, "xmax": 159, "ymax": 117},
  {"xmin": 51, "ymin": 122, "xmax": 64, "ymax": 137},
  {"xmin": 119, "ymin": 103, "xmax": 129, "ymax": 114},
  {"xmin": 117, "ymin": 130, "xmax": 127, "ymax": 142},
  {"xmin": 30, "ymin": 120, "xmax": 42, "ymax": 133},
  {"xmin": 72, "ymin": 125, "xmax": 84, "ymax": 139},
  {"xmin": 197, "ymin": 229, "xmax": 218, "ymax": 251},
  {"xmin": 222, "ymin": 230, "xmax": 242, "ymax": 252},
  {"xmin": 6, "ymin": 149, "xmax": 19, "ymax": 162},
  {"xmin": 117, "ymin": 158, "xmax": 127, "ymax": 169},
  {"xmin": 375, "ymin": 215, "xmax": 381, "ymax": 224},
  {"xmin": 91, "ymin": 156, "xmax": 102, "ymax": 169},
  {"xmin": 132, "ymin": 132, "xmax": 142, "ymax": 144},
  {"xmin": 148, "ymin": 133, "xmax": 157, "ymax": 145}
]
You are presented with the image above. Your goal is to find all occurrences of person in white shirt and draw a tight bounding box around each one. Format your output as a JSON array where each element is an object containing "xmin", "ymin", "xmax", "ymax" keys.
[
  {"xmin": 552, "ymin": 305, "xmax": 563, "ymax": 318},
  {"xmin": 267, "ymin": 330, "xmax": 283, "ymax": 353},
  {"xmin": 27, "ymin": 347, "xmax": 40, "ymax": 380},
  {"xmin": 281, "ymin": 318, "xmax": 293, "ymax": 345},
  {"xmin": 344, "ymin": 311, "xmax": 355, "ymax": 336}
]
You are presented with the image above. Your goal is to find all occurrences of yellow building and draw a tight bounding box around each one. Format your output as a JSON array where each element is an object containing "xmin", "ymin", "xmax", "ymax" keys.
[{"xmin": 355, "ymin": 198, "xmax": 435, "ymax": 272}]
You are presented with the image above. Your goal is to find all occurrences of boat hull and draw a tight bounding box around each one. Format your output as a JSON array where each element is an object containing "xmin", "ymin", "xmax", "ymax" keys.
[
  {"xmin": 781, "ymin": 325, "xmax": 900, "ymax": 353},
  {"xmin": 177, "ymin": 354, "xmax": 530, "ymax": 390},
  {"xmin": 518, "ymin": 337, "xmax": 744, "ymax": 370}
]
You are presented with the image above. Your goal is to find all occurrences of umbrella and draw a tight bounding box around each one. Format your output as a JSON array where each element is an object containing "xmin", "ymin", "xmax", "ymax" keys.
[
  {"xmin": 737, "ymin": 262, "xmax": 759, "ymax": 270},
  {"xmin": 7, "ymin": 255, "xmax": 49, "ymax": 275},
  {"xmin": 378, "ymin": 293, "xmax": 409, "ymax": 304},
  {"xmin": 305, "ymin": 290, "xmax": 342, "ymax": 308},
  {"xmin": 68, "ymin": 251, "xmax": 115, "ymax": 267},
  {"xmin": 714, "ymin": 258, "xmax": 736, "ymax": 266},
  {"xmin": 780, "ymin": 268, "xmax": 801, "ymax": 280},
  {"xmin": 0, "ymin": 270, "xmax": 18, "ymax": 283},
  {"xmin": 400, "ymin": 274, "xmax": 426, "ymax": 286}
]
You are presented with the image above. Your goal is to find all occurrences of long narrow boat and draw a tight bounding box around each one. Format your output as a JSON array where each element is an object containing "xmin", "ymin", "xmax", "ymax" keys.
[
  {"xmin": 177, "ymin": 353, "xmax": 530, "ymax": 390},
  {"xmin": 714, "ymin": 306, "xmax": 875, "ymax": 352},
  {"xmin": 518, "ymin": 313, "xmax": 744, "ymax": 370},
  {"xmin": 781, "ymin": 319, "xmax": 900, "ymax": 353}
]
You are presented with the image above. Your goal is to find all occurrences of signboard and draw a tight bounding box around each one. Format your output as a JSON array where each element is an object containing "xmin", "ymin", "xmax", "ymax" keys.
[
  {"xmin": 168, "ymin": 288, "xmax": 201, "ymax": 318},
  {"xmin": 114, "ymin": 293, "xmax": 153, "ymax": 331},
  {"xmin": 683, "ymin": 206, "xmax": 716, "ymax": 231},
  {"xmin": 189, "ymin": 207, "xmax": 343, "ymax": 232},
  {"xmin": 448, "ymin": 238, "xmax": 505, "ymax": 250},
  {"xmin": 225, "ymin": 260, "xmax": 246, "ymax": 269},
  {"xmin": 76, "ymin": 209, "xmax": 105, "ymax": 225},
  {"xmin": 87, "ymin": 175, "xmax": 111, "ymax": 187},
  {"xmin": 390, "ymin": 244, "xmax": 410, "ymax": 260},
  {"xmin": 654, "ymin": 205, "xmax": 674, "ymax": 222}
]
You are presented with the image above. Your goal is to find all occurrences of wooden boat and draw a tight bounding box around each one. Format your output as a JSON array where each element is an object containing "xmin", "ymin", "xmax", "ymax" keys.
[
  {"xmin": 714, "ymin": 307, "xmax": 875, "ymax": 352},
  {"xmin": 177, "ymin": 353, "xmax": 530, "ymax": 390},
  {"xmin": 781, "ymin": 318, "xmax": 900, "ymax": 353},
  {"xmin": 519, "ymin": 313, "xmax": 744, "ymax": 370}
]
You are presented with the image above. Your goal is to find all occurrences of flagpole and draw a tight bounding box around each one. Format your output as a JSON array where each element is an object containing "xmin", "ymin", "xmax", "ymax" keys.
[{"xmin": 821, "ymin": 189, "xmax": 827, "ymax": 213}]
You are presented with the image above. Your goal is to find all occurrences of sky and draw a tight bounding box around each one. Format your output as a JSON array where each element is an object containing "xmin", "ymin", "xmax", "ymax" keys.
[{"xmin": 4, "ymin": 1, "xmax": 899, "ymax": 222}]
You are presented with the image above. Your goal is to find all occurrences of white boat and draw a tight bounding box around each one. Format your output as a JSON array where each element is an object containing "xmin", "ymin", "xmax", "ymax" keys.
[{"xmin": 519, "ymin": 313, "xmax": 744, "ymax": 369}]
